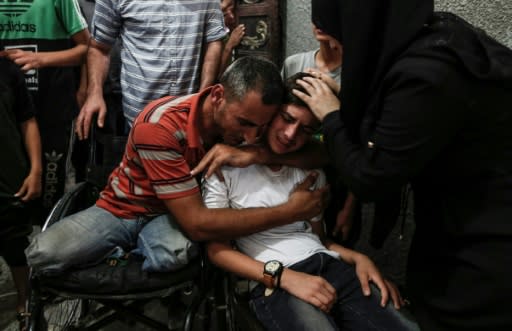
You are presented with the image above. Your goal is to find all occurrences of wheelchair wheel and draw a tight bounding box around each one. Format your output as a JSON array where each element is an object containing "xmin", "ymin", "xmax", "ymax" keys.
[
  {"xmin": 223, "ymin": 274, "xmax": 266, "ymax": 331},
  {"xmin": 35, "ymin": 298, "xmax": 87, "ymax": 331},
  {"xmin": 231, "ymin": 305, "xmax": 265, "ymax": 331}
]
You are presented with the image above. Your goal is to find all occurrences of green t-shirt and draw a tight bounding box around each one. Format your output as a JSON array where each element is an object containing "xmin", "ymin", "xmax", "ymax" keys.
[
  {"xmin": 0, "ymin": 0, "xmax": 87, "ymax": 40},
  {"xmin": 0, "ymin": 0, "xmax": 87, "ymax": 118}
]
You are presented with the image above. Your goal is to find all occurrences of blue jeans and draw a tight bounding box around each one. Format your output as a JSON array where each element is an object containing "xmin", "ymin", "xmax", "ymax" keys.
[
  {"xmin": 250, "ymin": 253, "xmax": 419, "ymax": 331},
  {"xmin": 26, "ymin": 205, "xmax": 198, "ymax": 275}
]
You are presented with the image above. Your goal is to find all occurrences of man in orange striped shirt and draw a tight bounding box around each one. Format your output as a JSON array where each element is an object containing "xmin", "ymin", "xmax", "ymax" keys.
[{"xmin": 27, "ymin": 56, "xmax": 329, "ymax": 274}]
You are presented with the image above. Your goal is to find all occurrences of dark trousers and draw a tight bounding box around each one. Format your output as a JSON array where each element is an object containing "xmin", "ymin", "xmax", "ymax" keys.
[
  {"xmin": 0, "ymin": 200, "xmax": 33, "ymax": 266},
  {"xmin": 36, "ymin": 116, "xmax": 71, "ymax": 224},
  {"xmin": 250, "ymin": 253, "xmax": 418, "ymax": 331}
]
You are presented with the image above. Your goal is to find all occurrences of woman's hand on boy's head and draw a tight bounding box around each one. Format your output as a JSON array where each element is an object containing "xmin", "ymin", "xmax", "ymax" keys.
[
  {"xmin": 293, "ymin": 76, "xmax": 340, "ymax": 121},
  {"xmin": 305, "ymin": 68, "xmax": 341, "ymax": 94}
]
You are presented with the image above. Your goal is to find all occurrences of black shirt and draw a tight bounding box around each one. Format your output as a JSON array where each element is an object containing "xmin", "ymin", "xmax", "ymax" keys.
[{"xmin": 0, "ymin": 58, "xmax": 36, "ymax": 200}]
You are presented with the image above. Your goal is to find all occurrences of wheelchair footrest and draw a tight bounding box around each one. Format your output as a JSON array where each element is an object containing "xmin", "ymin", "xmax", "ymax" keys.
[{"xmin": 39, "ymin": 259, "xmax": 200, "ymax": 295}]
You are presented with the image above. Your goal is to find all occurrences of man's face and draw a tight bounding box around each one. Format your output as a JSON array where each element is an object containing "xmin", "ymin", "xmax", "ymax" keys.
[
  {"xmin": 266, "ymin": 104, "xmax": 320, "ymax": 154},
  {"xmin": 216, "ymin": 90, "xmax": 279, "ymax": 146}
]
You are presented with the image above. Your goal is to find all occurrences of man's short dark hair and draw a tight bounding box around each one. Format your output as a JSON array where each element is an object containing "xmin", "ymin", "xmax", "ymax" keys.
[{"xmin": 220, "ymin": 56, "xmax": 284, "ymax": 105}]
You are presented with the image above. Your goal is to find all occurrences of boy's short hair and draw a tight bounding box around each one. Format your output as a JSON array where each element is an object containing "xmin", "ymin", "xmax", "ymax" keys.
[
  {"xmin": 284, "ymin": 72, "xmax": 323, "ymax": 137},
  {"xmin": 284, "ymin": 72, "xmax": 315, "ymax": 108}
]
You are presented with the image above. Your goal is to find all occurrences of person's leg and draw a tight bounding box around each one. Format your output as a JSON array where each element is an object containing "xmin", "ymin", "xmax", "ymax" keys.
[
  {"xmin": 2, "ymin": 238, "xmax": 30, "ymax": 314},
  {"xmin": 134, "ymin": 214, "xmax": 198, "ymax": 272},
  {"xmin": 2, "ymin": 237, "xmax": 31, "ymax": 331},
  {"xmin": 10, "ymin": 266, "xmax": 29, "ymax": 311},
  {"xmin": 9, "ymin": 265, "xmax": 30, "ymax": 331},
  {"xmin": 26, "ymin": 205, "xmax": 139, "ymax": 275},
  {"xmin": 0, "ymin": 203, "xmax": 32, "ymax": 316},
  {"xmin": 249, "ymin": 283, "xmax": 338, "ymax": 331},
  {"xmin": 319, "ymin": 254, "xmax": 419, "ymax": 331},
  {"xmin": 332, "ymin": 283, "xmax": 419, "ymax": 331}
]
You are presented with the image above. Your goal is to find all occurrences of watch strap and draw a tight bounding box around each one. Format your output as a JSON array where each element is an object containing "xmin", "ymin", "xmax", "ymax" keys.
[
  {"xmin": 262, "ymin": 272, "xmax": 275, "ymax": 289},
  {"xmin": 276, "ymin": 269, "xmax": 282, "ymax": 289}
]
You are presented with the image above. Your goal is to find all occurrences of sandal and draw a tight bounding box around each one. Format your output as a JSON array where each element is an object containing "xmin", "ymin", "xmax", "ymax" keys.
[
  {"xmin": 16, "ymin": 311, "xmax": 30, "ymax": 331},
  {"xmin": 106, "ymin": 252, "xmax": 131, "ymax": 267}
]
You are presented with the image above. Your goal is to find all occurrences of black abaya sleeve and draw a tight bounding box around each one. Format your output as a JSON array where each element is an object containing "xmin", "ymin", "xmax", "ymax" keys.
[{"xmin": 321, "ymin": 58, "xmax": 465, "ymax": 202}]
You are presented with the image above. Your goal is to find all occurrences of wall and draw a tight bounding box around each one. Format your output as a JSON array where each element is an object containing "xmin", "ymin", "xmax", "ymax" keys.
[{"xmin": 284, "ymin": 0, "xmax": 512, "ymax": 57}]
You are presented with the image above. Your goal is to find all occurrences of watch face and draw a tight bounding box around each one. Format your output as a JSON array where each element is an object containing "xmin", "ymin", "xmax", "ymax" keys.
[{"xmin": 265, "ymin": 260, "xmax": 281, "ymax": 273}]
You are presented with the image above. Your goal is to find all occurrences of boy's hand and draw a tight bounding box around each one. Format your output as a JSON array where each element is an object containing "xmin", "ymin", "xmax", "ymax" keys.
[
  {"xmin": 287, "ymin": 172, "xmax": 329, "ymax": 220},
  {"xmin": 280, "ymin": 268, "xmax": 336, "ymax": 313},
  {"xmin": 227, "ymin": 24, "xmax": 245, "ymax": 49},
  {"xmin": 0, "ymin": 48, "xmax": 43, "ymax": 72},
  {"xmin": 15, "ymin": 172, "xmax": 42, "ymax": 201}
]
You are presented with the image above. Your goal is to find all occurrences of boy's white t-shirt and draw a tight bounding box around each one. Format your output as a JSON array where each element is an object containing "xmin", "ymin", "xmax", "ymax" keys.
[{"xmin": 202, "ymin": 164, "xmax": 339, "ymax": 267}]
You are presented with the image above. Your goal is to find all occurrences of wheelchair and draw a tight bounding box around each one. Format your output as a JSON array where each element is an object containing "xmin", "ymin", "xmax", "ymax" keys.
[
  {"xmin": 23, "ymin": 125, "xmax": 212, "ymax": 331},
  {"xmin": 221, "ymin": 272, "xmax": 265, "ymax": 331},
  {"xmin": 23, "ymin": 122, "xmax": 266, "ymax": 331},
  {"xmin": 25, "ymin": 180, "xmax": 219, "ymax": 331}
]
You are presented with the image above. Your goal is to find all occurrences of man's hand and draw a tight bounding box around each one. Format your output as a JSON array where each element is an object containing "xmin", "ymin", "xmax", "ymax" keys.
[
  {"xmin": 75, "ymin": 93, "xmax": 107, "ymax": 140},
  {"xmin": 280, "ymin": 268, "xmax": 337, "ymax": 312},
  {"xmin": 0, "ymin": 49, "xmax": 43, "ymax": 72},
  {"xmin": 287, "ymin": 172, "xmax": 329, "ymax": 220},
  {"xmin": 15, "ymin": 172, "xmax": 42, "ymax": 202},
  {"xmin": 352, "ymin": 253, "xmax": 405, "ymax": 309},
  {"xmin": 190, "ymin": 143, "xmax": 268, "ymax": 180}
]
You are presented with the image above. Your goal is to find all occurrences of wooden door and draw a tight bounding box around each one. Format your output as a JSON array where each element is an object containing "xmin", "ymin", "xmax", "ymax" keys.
[{"xmin": 234, "ymin": 0, "xmax": 282, "ymax": 66}]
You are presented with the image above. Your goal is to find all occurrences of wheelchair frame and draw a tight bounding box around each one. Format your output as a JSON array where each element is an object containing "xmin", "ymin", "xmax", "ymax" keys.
[{"xmin": 25, "ymin": 181, "xmax": 213, "ymax": 331}]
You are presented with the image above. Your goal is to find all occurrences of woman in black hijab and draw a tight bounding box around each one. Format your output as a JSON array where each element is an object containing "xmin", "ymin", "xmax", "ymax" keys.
[{"xmin": 297, "ymin": 1, "xmax": 512, "ymax": 330}]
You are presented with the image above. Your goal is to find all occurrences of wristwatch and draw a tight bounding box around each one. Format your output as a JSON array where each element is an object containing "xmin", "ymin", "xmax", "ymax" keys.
[{"xmin": 262, "ymin": 260, "xmax": 283, "ymax": 289}]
